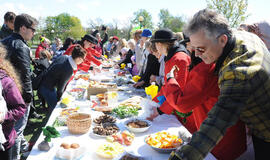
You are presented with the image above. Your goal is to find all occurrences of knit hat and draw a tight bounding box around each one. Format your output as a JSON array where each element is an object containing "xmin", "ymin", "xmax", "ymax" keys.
[{"xmin": 141, "ymin": 29, "xmax": 152, "ymax": 37}]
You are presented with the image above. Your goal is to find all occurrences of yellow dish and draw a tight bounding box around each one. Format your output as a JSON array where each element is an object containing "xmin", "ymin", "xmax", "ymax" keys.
[{"xmin": 96, "ymin": 142, "xmax": 124, "ymax": 159}]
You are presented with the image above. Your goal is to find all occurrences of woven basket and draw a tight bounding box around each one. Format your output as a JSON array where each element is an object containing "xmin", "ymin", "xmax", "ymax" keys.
[{"xmin": 67, "ymin": 113, "xmax": 91, "ymax": 134}]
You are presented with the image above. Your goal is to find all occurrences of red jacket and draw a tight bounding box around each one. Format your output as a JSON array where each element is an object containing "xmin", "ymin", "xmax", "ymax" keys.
[
  {"xmin": 153, "ymin": 51, "xmax": 191, "ymax": 113},
  {"xmin": 35, "ymin": 43, "xmax": 46, "ymax": 58},
  {"xmin": 64, "ymin": 45, "xmax": 102, "ymax": 72},
  {"xmin": 86, "ymin": 47, "xmax": 102, "ymax": 58},
  {"xmin": 163, "ymin": 62, "xmax": 246, "ymax": 160}
]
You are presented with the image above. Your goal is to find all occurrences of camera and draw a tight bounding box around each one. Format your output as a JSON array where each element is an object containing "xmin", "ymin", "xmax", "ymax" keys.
[{"xmin": 101, "ymin": 25, "xmax": 107, "ymax": 31}]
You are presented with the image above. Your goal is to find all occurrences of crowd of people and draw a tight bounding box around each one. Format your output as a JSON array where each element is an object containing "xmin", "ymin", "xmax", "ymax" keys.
[{"xmin": 0, "ymin": 9, "xmax": 269, "ymax": 160}]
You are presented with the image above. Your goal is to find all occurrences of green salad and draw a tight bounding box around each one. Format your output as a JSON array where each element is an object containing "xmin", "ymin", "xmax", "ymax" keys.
[{"xmin": 112, "ymin": 105, "xmax": 140, "ymax": 119}]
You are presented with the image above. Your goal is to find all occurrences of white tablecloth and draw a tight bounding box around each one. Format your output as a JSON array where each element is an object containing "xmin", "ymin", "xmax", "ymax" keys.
[
  {"xmin": 27, "ymin": 111, "xmax": 216, "ymax": 160},
  {"xmin": 27, "ymin": 70, "xmax": 217, "ymax": 160}
]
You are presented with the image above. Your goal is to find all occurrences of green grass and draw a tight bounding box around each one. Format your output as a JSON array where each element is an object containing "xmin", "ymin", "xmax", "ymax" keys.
[{"xmin": 22, "ymin": 91, "xmax": 50, "ymax": 159}]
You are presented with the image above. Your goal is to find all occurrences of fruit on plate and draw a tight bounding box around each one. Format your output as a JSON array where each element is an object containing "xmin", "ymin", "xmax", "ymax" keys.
[
  {"xmin": 107, "ymin": 130, "xmax": 135, "ymax": 146},
  {"xmin": 111, "ymin": 134, "xmax": 124, "ymax": 144},
  {"xmin": 96, "ymin": 142, "xmax": 124, "ymax": 158},
  {"xmin": 121, "ymin": 130, "xmax": 135, "ymax": 146},
  {"xmin": 145, "ymin": 131, "xmax": 183, "ymax": 149}
]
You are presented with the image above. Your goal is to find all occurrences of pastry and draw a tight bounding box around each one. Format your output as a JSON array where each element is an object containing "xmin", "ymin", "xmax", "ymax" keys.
[
  {"xmin": 60, "ymin": 143, "xmax": 70, "ymax": 149},
  {"xmin": 70, "ymin": 143, "xmax": 80, "ymax": 149}
]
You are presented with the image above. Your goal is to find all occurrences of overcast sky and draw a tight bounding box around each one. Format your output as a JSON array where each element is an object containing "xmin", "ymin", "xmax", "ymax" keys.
[{"xmin": 0, "ymin": 0, "xmax": 269, "ymax": 28}]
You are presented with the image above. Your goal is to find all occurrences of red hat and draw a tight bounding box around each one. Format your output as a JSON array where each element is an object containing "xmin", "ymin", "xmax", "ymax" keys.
[{"xmin": 112, "ymin": 36, "xmax": 119, "ymax": 41}]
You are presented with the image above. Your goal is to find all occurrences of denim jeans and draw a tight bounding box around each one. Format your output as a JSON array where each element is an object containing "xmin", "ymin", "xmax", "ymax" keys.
[
  {"xmin": 10, "ymin": 103, "xmax": 30, "ymax": 160},
  {"xmin": 38, "ymin": 85, "xmax": 57, "ymax": 110}
]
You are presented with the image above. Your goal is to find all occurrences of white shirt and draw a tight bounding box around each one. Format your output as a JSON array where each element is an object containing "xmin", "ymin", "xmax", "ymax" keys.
[
  {"xmin": 68, "ymin": 56, "xmax": 77, "ymax": 71},
  {"xmin": 156, "ymin": 54, "xmax": 165, "ymax": 86}
]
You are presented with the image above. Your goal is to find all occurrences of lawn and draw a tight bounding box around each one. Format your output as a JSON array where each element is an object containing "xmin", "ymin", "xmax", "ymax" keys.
[{"xmin": 22, "ymin": 91, "xmax": 50, "ymax": 160}]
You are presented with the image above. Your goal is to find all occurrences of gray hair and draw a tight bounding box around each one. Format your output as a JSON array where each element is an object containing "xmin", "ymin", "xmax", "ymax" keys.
[{"xmin": 184, "ymin": 9, "xmax": 232, "ymax": 42}]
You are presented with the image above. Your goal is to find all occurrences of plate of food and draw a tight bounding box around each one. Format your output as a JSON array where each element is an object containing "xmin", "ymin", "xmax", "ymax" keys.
[
  {"xmin": 124, "ymin": 118, "xmax": 152, "ymax": 133},
  {"xmin": 96, "ymin": 142, "xmax": 125, "ymax": 159},
  {"xmin": 116, "ymin": 151, "xmax": 152, "ymax": 160},
  {"xmin": 145, "ymin": 131, "xmax": 183, "ymax": 153},
  {"xmin": 92, "ymin": 123, "xmax": 120, "ymax": 138},
  {"xmin": 93, "ymin": 114, "xmax": 117, "ymax": 125}
]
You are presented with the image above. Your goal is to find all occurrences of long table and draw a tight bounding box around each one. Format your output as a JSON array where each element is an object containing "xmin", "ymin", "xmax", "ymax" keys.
[{"xmin": 27, "ymin": 70, "xmax": 217, "ymax": 160}]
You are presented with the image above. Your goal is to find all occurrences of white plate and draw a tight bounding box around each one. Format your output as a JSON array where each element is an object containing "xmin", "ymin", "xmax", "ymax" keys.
[
  {"xmin": 91, "ymin": 123, "xmax": 120, "ymax": 138},
  {"xmin": 124, "ymin": 118, "xmax": 152, "ymax": 133},
  {"xmin": 90, "ymin": 130, "xmax": 110, "ymax": 138}
]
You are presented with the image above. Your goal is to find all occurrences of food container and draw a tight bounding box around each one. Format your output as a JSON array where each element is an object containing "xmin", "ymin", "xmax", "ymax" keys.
[
  {"xmin": 87, "ymin": 83, "xmax": 117, "ymax": 99},
  {"xmin": 96, "ymin": 142, "xmax": 125, "ymax": 159},
  {"xmin": 145, "ymin": 131, "xmax": 183, "ymax": 153},
  {"xmin": 55, "ymin": 143, "xmax": 87, "ymax": 160},
  {"xmin": 66, "ymin": 113, "xmax": 91, "ymax": 134},
  {"xmin": 124, "ymin": 118, "xmax": 152, "ymax": 133},
  {"xmin": 67, "ymin": 88, "xmax": 86, "ymax": 100},
  {"xmin": 92, "ymin": 123, "xmax": 119, "ymax": 137}
]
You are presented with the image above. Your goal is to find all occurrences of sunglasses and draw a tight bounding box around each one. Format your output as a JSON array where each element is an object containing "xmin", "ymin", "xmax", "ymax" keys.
[{"xmin": 26, "ymin": 26, "xmax": 36, "ymax": 33}]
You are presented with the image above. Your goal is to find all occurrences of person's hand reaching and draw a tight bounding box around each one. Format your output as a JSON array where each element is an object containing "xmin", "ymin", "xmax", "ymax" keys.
[
  {"xmin": 150, "ymin": 75, "xmax": 156, "ymax": 84},
  {"xmin": 147, "ymin": 107, "xmax": 159, "ymax": 121}
]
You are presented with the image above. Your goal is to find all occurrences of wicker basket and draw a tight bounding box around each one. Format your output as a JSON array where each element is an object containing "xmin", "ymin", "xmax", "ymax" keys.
[{"xmin": 66, "ymin": 113, "xmax": 91, "ymax": 134}]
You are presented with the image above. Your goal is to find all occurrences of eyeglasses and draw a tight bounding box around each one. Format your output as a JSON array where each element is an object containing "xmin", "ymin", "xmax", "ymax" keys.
[
  {"xmin": 26, "ymin": 26, "xmax": 36, "ymax": 33},
  {"xmin": 193, "ymin": 34, "xmax": 224, "ymax": 54},
  {"xmin": 193, "ymin": 46, "xmax": 206, "ymax": 54}
]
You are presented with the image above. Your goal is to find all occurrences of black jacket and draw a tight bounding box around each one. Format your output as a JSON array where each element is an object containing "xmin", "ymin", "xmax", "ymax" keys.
[
  {"xmin": 118, "ymin": 49, "xmax": 134, "ymax": 66},
  {"xmin": 40, "ymin": 55, "xmax": 73, "ymax": 100},
  {"xmin": 140, "ymin": 54, "xmax": 160, "ymax": 86},
  {"xmin": 1, "ymin": 33, "xmax": 33, "ymax": 103},
  {"xmin": 33, "ymin": 58, "xmax": 50, "ymax": 76},
  {"xmin": 0, "ymin": 24, "xmax": 13, "ymax": 40}
]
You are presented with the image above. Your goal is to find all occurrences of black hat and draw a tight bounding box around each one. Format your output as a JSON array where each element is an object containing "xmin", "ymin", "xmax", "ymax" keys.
[
  {"xmin": 82, "ymin": 34, "xmax": 98, "ymax": 45},
  {"xmin": 151, "ymin": 29, "xmax": 177, "ymax": 42}
]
